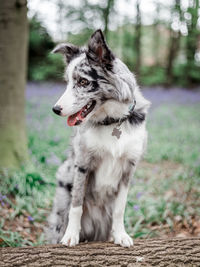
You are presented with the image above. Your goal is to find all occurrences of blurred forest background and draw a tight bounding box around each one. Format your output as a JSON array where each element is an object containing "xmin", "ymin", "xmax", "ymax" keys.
[
  {"xmin": 0, "ymin": 0, "xmax": 200, "ymax": 248},
  {"xmin": 28, "ymin": 0, "xmax": 200, "ymax": 86}
]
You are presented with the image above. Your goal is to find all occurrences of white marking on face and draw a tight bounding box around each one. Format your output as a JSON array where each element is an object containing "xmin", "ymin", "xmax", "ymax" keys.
[{"xmin": 54, "ymin": 54, "xmax": 86, "ymax": 116}]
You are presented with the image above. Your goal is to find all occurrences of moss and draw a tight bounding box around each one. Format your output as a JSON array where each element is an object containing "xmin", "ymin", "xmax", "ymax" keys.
[{"xmin": 0, "ymin": 124, "xmax": 29, "ymax": 169}]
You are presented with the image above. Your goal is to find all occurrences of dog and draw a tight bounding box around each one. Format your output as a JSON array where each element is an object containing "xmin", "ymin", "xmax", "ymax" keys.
[{"xmin": 46, "ymin": 29, "xmax": 150, "ymax": 247}]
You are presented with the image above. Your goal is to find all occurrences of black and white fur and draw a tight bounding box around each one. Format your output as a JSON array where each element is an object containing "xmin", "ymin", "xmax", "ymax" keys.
[{"xmin": 46, "ymin": 30, "xmax": 150, "ymax": 247}]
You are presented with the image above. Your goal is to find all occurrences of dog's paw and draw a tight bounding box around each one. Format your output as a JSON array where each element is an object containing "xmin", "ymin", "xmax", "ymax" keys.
[
  {"xmin": 111, "ymin": 231, "xmax": 133, "ymax": 247},
  {"xmin": 60, "ymin": 230, "xmax": 79, "ymax": 247}
]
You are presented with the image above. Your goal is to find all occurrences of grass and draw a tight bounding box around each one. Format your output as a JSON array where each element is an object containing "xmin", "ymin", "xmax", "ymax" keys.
[
  {"xmin": 0, "ymin": 94, "xmax": 200, "ymax": 247},
  {"xmin": 125, "ymin": 104, "xmax": 200, "ymax": 238}
]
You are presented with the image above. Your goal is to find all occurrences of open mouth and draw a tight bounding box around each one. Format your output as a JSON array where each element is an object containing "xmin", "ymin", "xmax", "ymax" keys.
[{"xmin": 67, "ymin": 100, "xmax": 96, "ymax": 126}]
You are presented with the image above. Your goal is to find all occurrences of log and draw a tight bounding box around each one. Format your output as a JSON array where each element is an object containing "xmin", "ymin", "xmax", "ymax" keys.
[{"xmin": 1, "ymin": 238, "xmax": 200, "ymax": 267}]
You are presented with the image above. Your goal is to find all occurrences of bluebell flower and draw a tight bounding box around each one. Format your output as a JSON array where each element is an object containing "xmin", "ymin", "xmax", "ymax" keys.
[
  {"xmin": 136, "ymin": 192, "xmax": 143, "ymax": 199},
  {"xmin": 133, "ymin": 204, "xmax": 140, "ymax": 211},
  {"xmin": 28, "ymin": 216, "xmax": 34, "ymax": 222},
  {"xmin": 0, "ymin": 194, "xmax": 6, "ymax": 201}
]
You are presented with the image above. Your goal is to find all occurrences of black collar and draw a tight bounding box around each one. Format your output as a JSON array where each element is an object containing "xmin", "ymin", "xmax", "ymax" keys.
[{"xmin": 97, "ymin": 101, "xmax": 146, "ymax": 126}]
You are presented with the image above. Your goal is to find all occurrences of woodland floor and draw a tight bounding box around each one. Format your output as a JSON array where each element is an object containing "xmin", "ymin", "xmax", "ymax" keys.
[{"xmin": 0, "ymin": 83, "xmax": 200, "ymax": 247}]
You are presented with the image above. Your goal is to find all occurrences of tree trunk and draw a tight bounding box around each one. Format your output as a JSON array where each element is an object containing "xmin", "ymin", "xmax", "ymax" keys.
[
  {"xmin": 0, "ymin": 0, "xmax": 29, "ymax": 169},
  {"xmin": 166, "ymin": 0, "xmax": 181, "ymax": 86},
  {"xmin": 134, "ymin": 0, "xmax": 142, "ymax": 76},
  {"xmin": 166, "ymin": 29, "xmax": 181, "ymax": 85},
  {"xmin": 153, "ymin": 2, "xmax": 161, "ymax": 66},
  {"xmin": 1, "ymin": 238, "xmax": 200, "ymax": 266},
  {"xmin": 103, "ymin": 0, "xmax": 114, "ymax": 40},
  {"xmin": 185, "ymin": 0, "xmax": 199, "ymax": 84}
]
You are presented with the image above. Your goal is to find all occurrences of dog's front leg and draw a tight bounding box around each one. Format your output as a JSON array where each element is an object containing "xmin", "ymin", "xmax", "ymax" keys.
[
  {"xmin": 111, "ymin": 169, "xmax": 134, "ymax": 247},
  {"xmin": 61, "ymin": 164, "xmax": 87, "ymax": 247}
]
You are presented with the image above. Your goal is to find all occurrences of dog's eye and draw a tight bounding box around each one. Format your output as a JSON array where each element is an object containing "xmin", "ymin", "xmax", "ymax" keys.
[{"xmin": 78, "ymin": 78, "xmax": 90, "ymax": 87}]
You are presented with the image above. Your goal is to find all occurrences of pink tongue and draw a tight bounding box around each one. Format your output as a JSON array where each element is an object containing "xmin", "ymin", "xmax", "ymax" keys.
[{"xmin": 67, "ymin": 108, "xmax": 84, "ymax": 126}]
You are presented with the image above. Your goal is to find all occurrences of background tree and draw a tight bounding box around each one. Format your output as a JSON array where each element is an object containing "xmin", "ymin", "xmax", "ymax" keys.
[
  {"xmin": 185, "ymin": 0, "xmax": 199, "ymax": 84},
  {"xmin": 0, "ymin": 0, "xmax": 29, "ymax": 169},
  {"xmin": 134, "ymin": 0, "xmax": 142, "ymax": 76},
  {"xmin": 28, "ymin": 16, "xmax": 59, "ymax": 81},
  {"xmin": 166, "ymin": 0, "xmax": 182, "ymax": 85},
  {"xmin": 62, "ymin": 0, "xmax": 115, "ymax": 41},
  {"xmin": 27, "ymin": 0, "xmax": 200, "ymax": 87},
  {"xmin": 101, "ymin": 0, "xmax": 115, "ymax": 39},
  {"xmin": 153, "ymin": 1, "xmax": 161, "ymax": 67}
]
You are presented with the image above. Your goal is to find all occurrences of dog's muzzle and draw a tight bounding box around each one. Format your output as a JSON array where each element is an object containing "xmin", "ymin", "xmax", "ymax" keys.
[{"xmin": 52, "ymin": 105, "xmax": 62, "ymax": 115}]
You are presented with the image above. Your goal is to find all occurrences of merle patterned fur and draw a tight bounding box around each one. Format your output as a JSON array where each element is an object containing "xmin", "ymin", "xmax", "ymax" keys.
[{"xmin": 46, "ymin": 29, "xmax": 150, "ymax": 247}]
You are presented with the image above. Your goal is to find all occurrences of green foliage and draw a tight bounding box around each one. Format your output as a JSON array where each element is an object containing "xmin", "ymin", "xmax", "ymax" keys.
[
  {"xmin": 185, "ymin": 63, "xmax": 200, "ymax": 84},
  {"xmin": 146, "ymin": 105, "xmax": 200, "ymax": 166},
  {"xmin": 173, "ymin": 63, "xmax": 200, "ymax": 86},
  {"xmin": 124, "ymin": 104, "xmax": 200, "ymax": 238},
  {"xmin": 29, "ymin": 54, "xmax": 64, "ymax": 81},
  {"xmin": 110, "ymin": 25, "xmax": 136, "ymax": 72},
  {"xmin": 67, "ymin": 29, "xmax": 94, "ymax": 46},
  {"xmin": 29, "ymin": 18, "xmax": 53, "ymax": 56},
  {"xmin": 28, "ymin": 17, "xmax": 64, "ymax": 81},
  {"xmin": 0, "ymin": 166, "xmax": 50, "ymax": 247},
  {"xmin": 0, "ymin": 227, "xmax": 32, "ymax": 247},
  {"xmin": 27, "ymin": 0, "xmax": 200, "ymax": 87},
  {"xmin": 140, "ymin": 66, "xmax": 166, "ymax": 86},
  {"xmin": 27, "ymin": 15, "xmax": 200, "ymax": 86}
]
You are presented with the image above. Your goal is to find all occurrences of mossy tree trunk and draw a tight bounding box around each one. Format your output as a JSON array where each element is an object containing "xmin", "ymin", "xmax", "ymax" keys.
[{"xmin": 0, "ymin": 0, "xmax": 29, "ymax": 169}]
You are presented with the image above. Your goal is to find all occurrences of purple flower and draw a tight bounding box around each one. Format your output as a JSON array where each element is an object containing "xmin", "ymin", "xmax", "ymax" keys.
[
  {"xmin": 46, "ymin": 153, "xmax": 61, "ymax": 166},
  {"xmin": 0, "ymin": 194, "xmax": 6, "ymax": 206},
  {"xmin": 28, "ymin": 216, "xmax": 34, "ymax": 222},
  {"xmin": 136, "ymin": 192, "xmax": 143, "ymax": 199},
  {"xmin": 133, "ymin": 205, "xmax": 140, "ymax": 211},
  {"xmin": 0, "ymin": 194, "xmax": 6, "ymax": 201}
]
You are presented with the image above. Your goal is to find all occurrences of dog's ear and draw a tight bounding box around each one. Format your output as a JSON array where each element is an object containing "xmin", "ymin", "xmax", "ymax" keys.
[
  {"xmin": 87, "ymin": 29, "xmax": 115, "ymax": 70},
  {"xmin": 52, "ymin": 43, "xmax": 80, "ymax": 64}
]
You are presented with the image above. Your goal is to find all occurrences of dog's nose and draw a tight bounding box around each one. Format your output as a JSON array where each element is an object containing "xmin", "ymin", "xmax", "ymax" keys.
[{"xmin": 52, "ymin": 105, "xmax": 62, "ymax": 115}]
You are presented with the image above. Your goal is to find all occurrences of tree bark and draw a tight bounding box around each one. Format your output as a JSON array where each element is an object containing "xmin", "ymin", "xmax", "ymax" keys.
[
  {"xmin": 0, "ymin": 0, "xmax": 29, "ymax": 169},
  {"xmin": 185, "ymin": 0, "xmax": 199, "ymax": 84},
  {"xmin": 103, "ymin": 0, "xmax": 114, "ymax": 40},
  {"xmin": 1, "ymin": 238, "xmax": 200, "ymax": 266},
  {"xmin": 134, "ymin": 0, "xmax": 142, "ymax": 76},
  {"xmin": 166, "ymin": 0, "xmax": 182, "ymax": 86},
  {"xmin": 153, "ymin": 2, "xmax": 161, "ymax": 67}
]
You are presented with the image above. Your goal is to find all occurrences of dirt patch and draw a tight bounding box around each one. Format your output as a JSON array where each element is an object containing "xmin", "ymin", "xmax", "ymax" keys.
[
  {"xmin": 137, "ymin": 160, "xmax": 200, "ymax": 238},
  {"xmin": 0, "ymin": 198, "xmax": 47, "ymax": 246},
  {"xmin": 147, "ymin": 217, "xmax": 200, "ymax": 239},
  {"xmin": 138, "ymin": 160, "xmax": 185, "ymax": 180}
]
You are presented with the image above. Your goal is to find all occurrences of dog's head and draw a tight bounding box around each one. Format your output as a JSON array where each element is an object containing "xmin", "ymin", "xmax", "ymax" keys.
[{"xmin": 52, "ymin": 29, "xmax": 147, "ymax": 126}]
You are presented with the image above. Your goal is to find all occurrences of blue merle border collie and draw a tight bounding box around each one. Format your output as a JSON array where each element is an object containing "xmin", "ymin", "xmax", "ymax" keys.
[{"xmin": 46, "ymin": 29, "xmax": 150, "ymax": 247}]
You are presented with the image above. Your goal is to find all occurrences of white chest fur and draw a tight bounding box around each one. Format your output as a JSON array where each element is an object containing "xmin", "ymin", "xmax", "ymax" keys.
[
  {"xmin": 95, "ymin": 155, "xmax": 125, "ymax": 193},
  {"xmin": 83, "ymin": 123, "xmax": 147, "ymax": 193}
]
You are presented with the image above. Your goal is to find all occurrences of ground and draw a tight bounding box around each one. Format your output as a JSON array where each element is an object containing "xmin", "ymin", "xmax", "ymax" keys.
[{"xmin": 0, "ymin": 83, "xmax": 200, "ymax": 247}]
